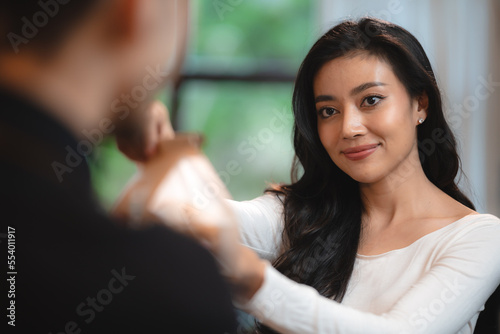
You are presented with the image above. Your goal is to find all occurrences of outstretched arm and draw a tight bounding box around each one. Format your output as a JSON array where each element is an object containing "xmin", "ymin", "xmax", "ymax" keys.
[
  {"xmin": 225, "ymin": 195, "xmax": 285, "ymax": 262},
  {"xmin": 235, "ymin": 215, "xmax": 500, "ymax": 334}
]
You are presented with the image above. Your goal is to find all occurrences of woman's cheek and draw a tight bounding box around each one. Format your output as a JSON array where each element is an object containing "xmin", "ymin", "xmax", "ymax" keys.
[
  {"xmin": 318, "ymin": 121, "xmax": 334, "ymax": 142},
  {"xmin": 318, "ymin": 131, "xmax": 333, "ymax": 156}
]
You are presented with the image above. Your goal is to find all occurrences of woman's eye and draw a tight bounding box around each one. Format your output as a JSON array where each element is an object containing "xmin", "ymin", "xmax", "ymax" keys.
[
  {"xmin": 362, "ymin": 96, "xmax": 383, "ymax": 107},
  {"xmin": 318, "ymin": 107, "xmax": 338, "ymax": 118}
]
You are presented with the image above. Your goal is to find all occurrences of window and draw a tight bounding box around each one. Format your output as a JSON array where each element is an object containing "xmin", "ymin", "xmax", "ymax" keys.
[{"xmin": 91, "ymin": 0, "xmax": 317, "ymax": 208}]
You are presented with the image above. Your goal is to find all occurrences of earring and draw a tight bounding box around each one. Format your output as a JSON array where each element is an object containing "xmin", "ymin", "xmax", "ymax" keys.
[{"xmin": 418, "ymin": 118, "xmax": 425, "ymax": 124}]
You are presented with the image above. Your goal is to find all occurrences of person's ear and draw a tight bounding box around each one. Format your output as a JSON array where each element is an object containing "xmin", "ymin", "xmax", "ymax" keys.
[
  {"xmin": 103, "ymin": 0, "xmax": 139, "ymax": 47},
  {"xmin": 415, "ymin": 91, "xmax": 429, "ymax": 124}
]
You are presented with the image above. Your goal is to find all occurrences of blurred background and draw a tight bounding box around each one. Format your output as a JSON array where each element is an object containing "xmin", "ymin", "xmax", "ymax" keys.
[{"xmin": 90, "ymin": 0, "xmax": 500, "ymax": 220}]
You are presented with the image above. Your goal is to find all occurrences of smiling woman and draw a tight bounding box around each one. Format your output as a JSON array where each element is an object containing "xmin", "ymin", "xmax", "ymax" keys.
[
  {"xmin": 314, "ymin": 55, "xmax": 426, "ymax": 185},
  {"xmin": 158, "ymin": 17, "xmax": 500, "ymax": 334}
]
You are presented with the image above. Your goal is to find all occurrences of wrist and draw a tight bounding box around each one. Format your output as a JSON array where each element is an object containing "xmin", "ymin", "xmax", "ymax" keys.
[{"xmin": 231, "ymin": 246, "xmax": 266, "ymax": 301}]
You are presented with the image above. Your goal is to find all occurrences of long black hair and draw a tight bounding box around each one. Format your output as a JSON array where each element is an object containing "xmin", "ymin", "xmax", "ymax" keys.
[{"xmin": 258, "ymin": 17, "xmax": 474, "ymax": 333}]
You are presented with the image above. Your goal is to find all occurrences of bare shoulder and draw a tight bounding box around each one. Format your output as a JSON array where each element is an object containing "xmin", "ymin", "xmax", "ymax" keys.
[
  {"xmin": 443, "ymin": 195, "xmax": 478, "ymax": 221},
  {"xmin": 415, "ymin": 194, "xmax": 479, "ymax": 236}
]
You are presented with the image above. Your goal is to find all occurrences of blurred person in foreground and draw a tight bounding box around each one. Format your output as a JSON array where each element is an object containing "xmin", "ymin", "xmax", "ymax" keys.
[{"xmin": 0, "ymin": 0, "xmax": 237, "ymax": 333}]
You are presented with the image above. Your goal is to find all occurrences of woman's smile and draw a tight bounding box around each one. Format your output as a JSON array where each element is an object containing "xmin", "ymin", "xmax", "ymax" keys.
[
  {"xmin": 314, "ymin": 54, "xmax": 425, "ymax": 184},
  {"xmin": 342, "ymin": 143, "xmax": 381, "ymax": 161}
]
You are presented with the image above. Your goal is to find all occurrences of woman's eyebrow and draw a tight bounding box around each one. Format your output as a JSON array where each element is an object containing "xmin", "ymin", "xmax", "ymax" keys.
[
  {"xmin": 351, "ymin": 81, "xmax": 387, "ymax": 95},
  {"xmin": 314, "ymin": 81, "xmax": 387, "ymax": 103},
  {"xmin": 315, "ymin": 95, "xmax": 335, "ymax": 103}
]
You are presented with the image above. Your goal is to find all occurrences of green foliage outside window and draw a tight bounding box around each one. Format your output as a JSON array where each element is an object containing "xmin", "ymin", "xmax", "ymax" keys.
[{"xmin": 91, "ymin": 0, "xmax": 316, "ymax": 210}]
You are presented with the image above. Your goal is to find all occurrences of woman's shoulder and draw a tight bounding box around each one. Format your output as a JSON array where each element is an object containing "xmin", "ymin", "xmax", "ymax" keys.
[
  {"xmin": 226, "ymin": 192, "xmax": 284, "ymax": 213},
  {"xmin": 454, "ymin": 213, "xmax": 500, "ymax": 228},
  {"xmin": 434, "ymin": 213, "xmax": 500, "ymax": 248}
]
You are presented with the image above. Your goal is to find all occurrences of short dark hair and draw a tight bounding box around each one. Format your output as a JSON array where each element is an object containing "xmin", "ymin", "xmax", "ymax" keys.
[{"xmin": 1, "ymin": 0, "xmax": 100, "ymax": 55}]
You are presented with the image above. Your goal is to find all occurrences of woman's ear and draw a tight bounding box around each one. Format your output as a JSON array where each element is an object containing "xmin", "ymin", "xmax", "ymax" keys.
[{"xmin": 416, "ymin": 91, "xmax": 429, "ymax": 123}]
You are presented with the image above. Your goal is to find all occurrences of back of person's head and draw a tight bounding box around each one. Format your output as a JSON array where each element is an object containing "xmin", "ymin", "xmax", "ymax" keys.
[
  {"xmin": 0, "ymin": 0, "xmax": 186, "ymax": 130},
  {"xmin": 0, "ymin": 1, "xmax": 101, "ymax": 56}
]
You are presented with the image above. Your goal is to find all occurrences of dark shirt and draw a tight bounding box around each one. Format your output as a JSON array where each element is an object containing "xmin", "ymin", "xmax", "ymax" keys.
[
  {"xmin": 475, "ymin": 285, "xmax": 500, "ymax": 333},
  {"xmin": 0, "ymin": 88, "xmax": 237, "ymax": 333}
]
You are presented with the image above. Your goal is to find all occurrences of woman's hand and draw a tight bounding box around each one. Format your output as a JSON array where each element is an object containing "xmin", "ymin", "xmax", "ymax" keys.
[
  {"xmin": 181, "ymin": 202, "xmax": 267, "ymax": 301},
  {"xmin": 115, "ymin": 100, "xmax": 175, "ymax": 162},
  {"xmin": 113, "ymin": 99, "xmax": 266, "ymax": 300}
]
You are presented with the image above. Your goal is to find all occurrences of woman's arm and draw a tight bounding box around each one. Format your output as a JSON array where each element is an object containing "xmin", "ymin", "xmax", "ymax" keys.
[
  {"xmin": 225, "ymin": 194, "xmax": 285, "ymax": 262},
  {"xmin": 237, "ymin": 215, "xmax": 500, "ymax": 334}
]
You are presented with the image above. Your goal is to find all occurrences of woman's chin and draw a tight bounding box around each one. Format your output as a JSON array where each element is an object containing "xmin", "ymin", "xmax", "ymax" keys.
[{"xmin": 343, "ymin": 170, "xmax": 384, "ymax": 185}]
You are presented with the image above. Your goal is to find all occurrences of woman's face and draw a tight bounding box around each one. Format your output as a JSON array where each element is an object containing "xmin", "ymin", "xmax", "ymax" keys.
[{"xmin": 313, "ymin": 53, "xmax": 426, "ymax": 185}]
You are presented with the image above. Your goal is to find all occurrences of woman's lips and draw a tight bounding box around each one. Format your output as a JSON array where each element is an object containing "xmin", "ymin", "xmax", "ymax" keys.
[{"xmin": 342, "ymin": 144, "xmax": 380, "ymax": 161}]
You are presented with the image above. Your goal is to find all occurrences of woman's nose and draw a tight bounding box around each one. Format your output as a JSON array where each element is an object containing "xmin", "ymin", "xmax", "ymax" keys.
[{"xmin": 341, "ymin": 107, "xmax": 366, "ymax": 139}]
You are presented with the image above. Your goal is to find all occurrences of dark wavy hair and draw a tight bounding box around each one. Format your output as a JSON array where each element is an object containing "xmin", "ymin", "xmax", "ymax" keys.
[{"xmin": 258, "ymin": 17, "xmax": 474, "ymax": 333}]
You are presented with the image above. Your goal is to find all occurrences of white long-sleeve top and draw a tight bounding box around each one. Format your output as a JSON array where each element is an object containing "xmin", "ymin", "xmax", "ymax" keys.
[{"xmin": 226, "ymin": 194, "xmax": 500, "ymax": 334}]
